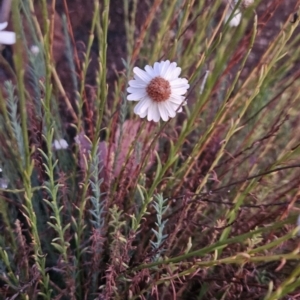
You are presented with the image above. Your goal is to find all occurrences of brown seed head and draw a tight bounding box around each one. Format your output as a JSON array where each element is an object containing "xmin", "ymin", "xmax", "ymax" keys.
[{"xmin": 146, "ymin": 76, "xmax": 171, "ymax": 102}]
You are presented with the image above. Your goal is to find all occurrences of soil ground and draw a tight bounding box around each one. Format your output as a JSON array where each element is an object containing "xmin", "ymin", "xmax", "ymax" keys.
[{"xmin": 55, "ymin": 0, "xmax": 299, "ymax": 94}]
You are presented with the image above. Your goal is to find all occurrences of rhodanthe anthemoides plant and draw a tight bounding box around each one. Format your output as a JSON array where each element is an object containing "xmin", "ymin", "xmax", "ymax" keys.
[{"xmin": 1, "ymin": 0, "xmax": 300, "ymax": 299}]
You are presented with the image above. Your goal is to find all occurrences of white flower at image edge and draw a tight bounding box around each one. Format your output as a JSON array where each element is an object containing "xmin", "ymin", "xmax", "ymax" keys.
[
  {"xmin": 225, "ymin": 8, "xmax": 242, "ymax": 27},
  {"xmin": 52, "ymin": 139, "xmax": 68, "ymax": 150},
  {"xmin": 127, "ymin": 60, "xmax": 189, "ymax": 122},
  {"xmin": 0, "ymin": 22, "xmax": 16, "ymax": 45},
  {"xmin": 30, "ymin": 45, "xmax": 40, "ymax": 55}
]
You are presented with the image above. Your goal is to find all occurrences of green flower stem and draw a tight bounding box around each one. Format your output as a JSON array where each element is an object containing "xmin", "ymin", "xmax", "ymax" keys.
[
  {"xmin": 124, "ymin": 0, "xmax": 137, "ymax": 58},
  {"xmin": 77, "ymin": 1, "xmax": 99, "ymax": 133},
  {"xmin": 96, "ymin": 0, "xmax": 110, "ymax": 133}
]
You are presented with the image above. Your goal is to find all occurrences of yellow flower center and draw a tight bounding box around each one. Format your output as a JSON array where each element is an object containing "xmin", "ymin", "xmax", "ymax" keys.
[{"xmin": 146, "ymin": 76, "xmax": 171, "ymax": 102}]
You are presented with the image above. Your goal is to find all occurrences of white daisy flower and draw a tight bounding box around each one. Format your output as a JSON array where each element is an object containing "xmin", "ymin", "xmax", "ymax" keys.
[
  {"xmin": 0, "ymin": 22, "xmax": 15, "ymax": 45},
  {"xmin": 52, "ymin": 139, "xmax": 68, "ymax": 150},
  {"xmin": 30, "ymin": 45, "xmax": 40, "ymax": 55},
  {"xmin": 127, "ymin": 60, "xmax": 189, "ymax": 122},
  {"xmin": 0, "ymin": 178, "xmax": 8, "ymax": 189},
  {"xmin": 225, "ymin": 0, "xmax": 254, "ymax": 28},
  {"xmin": 225, "ymin": 8, "xmax": 242, "ymax": 27}
]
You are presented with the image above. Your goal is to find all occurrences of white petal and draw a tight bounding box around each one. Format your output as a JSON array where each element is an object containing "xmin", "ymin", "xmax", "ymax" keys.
[
  {"xmin": 153, "ymin": 62, "xmax": 161, "ymax": 75},
  {"xmin": 132, "ymin": 77, "xmax": 147, "ymax": 85},
  {"xmin": 169, "ymin": 101, "xmax": 185, "ymax": 114},
  {"xmin": 163, "ymin": 101, "xmax": 176, "ymax": 118},
  {"xmin": 127, "ymin": 94, "xmax": 140, "ymax": 101},
  {"xmin": 169, "ymin": 98, "xmax": 186, "ymax": 109},
  {"xmin": 169, "ymin": 94, "xmax": 185, "ymax": 104},
  {"xmin": 127, "ymin": 86, "xmax": 146, "ymax": 94},
  {"xmin": 171, "ymin": 87, "xmax": 189, "ymax": 95},
  {"xmin": 148, "ymin": 103, "xmax": 160, "ymax": 122},
  {"xmin": 159, "ymin": 60, "xmax": 171, "ymax": 77},
  {"xmin": 133, "ymin": 67, "xmax": 152, "ymax": 83},
  {"xmin": 134, "ymin": 97, "xmax": 151, "ymax": 114},
  {"xmin": 168, "ymin": 67, "xmax": 181, "ymax": 80},
  {"xmin": 127, "ymin": 89, "xmax": 147, "ymax": 101},
  {"xmin": 170, "ymin": 78, "xmax": 189, "ymax": 88},
  {"xmin": 168, "ymin": 100, "xmax": 179, "ymax": 110},
  {"xmin": 139, "ymin": 108, "xmax": 148, "ymax": 118},
  {"xmin": 164, "ymin": 62, "xmax": 180, "ymax": 80},
  {"xmin": 0, "ymin": 31, "xmax": 16, "ymax": 45},
  {"xmin": 158, "ymin": 103, "xmax": 169, "ymax": 121},
  {"xmin": 145, "ymin": 65, "xmax": 156, "ymax": 77},
  {"xmin": 128, "ymin": 79, "xmax": 147, "ymax": 88},
  {"xmin": 0, "ymin": 22, "xmax": 8, "ymax": 31}
]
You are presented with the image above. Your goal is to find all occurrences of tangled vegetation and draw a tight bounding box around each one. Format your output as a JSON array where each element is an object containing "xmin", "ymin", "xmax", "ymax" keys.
[{"xmin": 1, "ymin": 0, "xmax": 300, "ymax": 299}]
